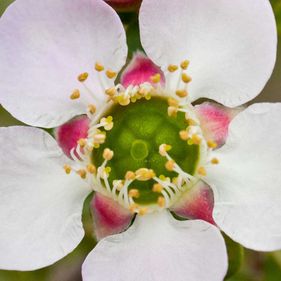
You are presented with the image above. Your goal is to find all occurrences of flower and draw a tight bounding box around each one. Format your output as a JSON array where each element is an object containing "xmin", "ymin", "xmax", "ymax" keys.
[{"xmin": 0, "ymin": 0, "xmax": 279, "ymax": 280}]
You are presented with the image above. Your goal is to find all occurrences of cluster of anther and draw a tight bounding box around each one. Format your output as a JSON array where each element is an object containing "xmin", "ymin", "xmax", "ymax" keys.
[{"xmin": 63, "ymin": 60, "xmax": 220, "ymax": 215}]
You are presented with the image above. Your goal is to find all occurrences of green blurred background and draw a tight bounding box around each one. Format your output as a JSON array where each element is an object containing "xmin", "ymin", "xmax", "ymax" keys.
[{"xmin": 0, "ymin": 0, "xmax": 280, "ymax": 280}]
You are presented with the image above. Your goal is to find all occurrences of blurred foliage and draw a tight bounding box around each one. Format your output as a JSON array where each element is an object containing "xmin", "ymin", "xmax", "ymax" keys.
[{"xmin": 0, "ymin": 0, "xmax": 281, "ymax": 280}]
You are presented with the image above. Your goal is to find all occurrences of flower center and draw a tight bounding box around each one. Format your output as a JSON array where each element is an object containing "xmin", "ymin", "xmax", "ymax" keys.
[{"xmin": 92, "ymin": 97, "xmax": 200, "ymax": 207}]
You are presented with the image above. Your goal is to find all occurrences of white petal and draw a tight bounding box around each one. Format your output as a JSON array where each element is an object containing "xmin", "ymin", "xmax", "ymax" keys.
[
  {"xmin": 82, "ymin": 211, "xmax": 227, "ymax": 281},
  {"xmin": 0, "ymin": 0, "xmax": 127, "ymax": 128},
  {"xmin": 206, "ymin": 103, "xmax": 281, "ymax": 251},
  {"xmin": 0, "ymin": 126, "xmax": 91, "ymax": 270},
  {"xmin": 139, "ymin": 0, "xmax": 277, "ymax": 107}
]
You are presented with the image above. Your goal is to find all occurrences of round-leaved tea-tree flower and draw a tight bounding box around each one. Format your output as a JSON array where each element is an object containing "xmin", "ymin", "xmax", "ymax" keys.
[{"xmin": 0, "ymin": 0, "xmax": 279, "ymax": 280}]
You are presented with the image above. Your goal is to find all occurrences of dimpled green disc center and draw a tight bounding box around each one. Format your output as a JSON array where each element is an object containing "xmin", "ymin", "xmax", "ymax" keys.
[{"xmin": 92, "ymin": 97, "xmax": 200, "ymax": 205}]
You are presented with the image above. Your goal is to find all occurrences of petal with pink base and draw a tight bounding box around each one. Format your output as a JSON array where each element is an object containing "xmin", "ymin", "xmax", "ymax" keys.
[
  {"xmin": 195, "ymin": 102, "xmax": 242, "ymax": 147},
  {"xmin": 55, "ymin": 116, "xmax": 90, "ymax": 158},
  {"xmin": 170, "ymin": 181, "xmax": 215, "ymax": 225},
  {"xmin": 121, "ymin": 52, "xmax": 165, "ymax": 88},
  {"xmin": 91, "ymin": 193, "xmax": 133, "ymax": 240}
]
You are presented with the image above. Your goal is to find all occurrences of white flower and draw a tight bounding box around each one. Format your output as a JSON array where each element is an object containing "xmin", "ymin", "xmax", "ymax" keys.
[{"xmin": 0, "ymin": 0, "xmax": 278, "ymax": 280}]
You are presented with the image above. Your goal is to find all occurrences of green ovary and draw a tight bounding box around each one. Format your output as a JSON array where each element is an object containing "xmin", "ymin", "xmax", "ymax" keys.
[{"xmin": 92, "ymin": 97, "xmax": 199, "ymax": 205}]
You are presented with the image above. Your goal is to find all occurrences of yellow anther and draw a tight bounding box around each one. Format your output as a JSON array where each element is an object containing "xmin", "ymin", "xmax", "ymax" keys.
[
  {"xmin": 144, "ymin": 93, "xmax": 152, "ymax": 100},
  {"xmin": 77, "ymin": 169, "xmax": 87, "ymax": 179},
  {"xmin": 105, "ymin": 166, "xmax": 112, "ymax": 174},
  {"xmin": 77, "ymin": 138, "xmax": 87, "ymax": 148},
  {"xmin": 125, "ymin": 171, "xmax": 136, "ymax": 180},
  {"xmin": 168, "ymin": 98, "xmax": 179, "ymax": 107},
  {"xmin": 152, "ymin": 183, "xmax": 163, "ymax": 193},
  {"xmin": 150, "ymin": 73, "xmax": 161, "ymax": 84},
  {"xmin": 159, "ymin": 175, "xmax": 167, "ymax": 181},
  {"xmin": 129, "ymin": 189, "xmax": 140, "ymax": 198},
  {"xmin": 191, "ymin": 134, "xmax": 202, "ymax": 145},
  {"xmin": 95, "ymin": 62, "xmax": 104, "ymax": 72},
  {"xmin": 135, "ymin": 168, "xmax": 155, "ymax": 181},
  {"xmin": 186, "ymin": 118, "xmax": 198, "ymax": 126},
  {"xmin": 64, "ymin": 164, "xmax": 72, "ymax": 174},
  {"xmin": 211, "ymin": 158, "xmax": 220, "ymax": 165},
  {"xmin": 198, "ymin": 166, "xmax": 207, "ymax": 176},
  {"xmin": 93, "ymin": 133, "xmax": 106, "ymax": 144},
  {"xmin": 179, "ymin": 130, "xmax": 189, "ymax": 141},
  {"xmin": 165, "ymin": 160, "xmax": 175, "ymax": 171},
  {"xmin": 168, "ymin": 106, "xmax": 178, "ymax": 117},
  {"xmin": 101, "ymin": 116, "xmax": 114, "ymax": 131},
  {"xmin": 113, "ymin": 180, "xmax": 124, "ymax": 191},
  {"xmin": 181, "ymin": 73, "xmax": 192, "ymax": 83},
  {"xmin": 168, "ymin": 64, "xmax": 179, "ymax": 72},
  {"xmin": 87, "ymin": 164, "xmax": 96, "ymax": 174},
  {"xmin": 105, "ymin": 87, "xmax": 116, "ymax": 97},
  {"xmin": 159, "ymin": 144, "xmax": 172, "ymax": 156},
  {"xmin": 157, "ymin": 196, "xmax": 166, "ymax": 208},
  {"xmin": 70, "ymin": 89, "xmax": 80, "ymax": 100},
  {"xmin": 88, "ymin": 104, "xmax": 96, "ymax": 114},
  {"xmin": 103, "ymin": 148, "xmax": 114, "ymax": 161},
  {"xmin": 207, "ymin": 140, "xmax": 218, "ymax": 149},
  {"xmin": 172, "ymin": 177, "xmax": 179, "ymax": 185},
  {"xmin": 77, "ymin": 72, "xmax": 89, "ymax": 82},
  {"xmin": 129, "ymin": 203, "xmax": 139, "ymax": 213},
  {"xmin": 176, "ymin": 89, "xmax": 188, "ymax": 98},
  {"xmin": 106, "ymin": 70, "xmax": 117, "ymax": 79},
  {"xmin": 180, "ymin": 60, "xmax": 190, "ymax": 70},
  {"xmin": 139, "ymin": 207, "xmax": 148, "ymax": 216},
  {"xmin": 117, "ymin": 95, "xmax": 130, "ymax": 106}
]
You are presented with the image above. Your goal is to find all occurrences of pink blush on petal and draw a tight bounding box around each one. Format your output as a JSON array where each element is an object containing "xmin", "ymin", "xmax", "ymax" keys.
[
  {"xmin": 170, "ymin": 181, "xmax": 215, "ymax": 225},
  {"xmin": 90, "ymin": 193, "xmax": 133, "ymax": 240},
  {"xmin": 121, "ymin": 52, "xmax": 165, "ymax": 88},
  {"xmin": 195, "ymin": 102, "xmax": 242, "ymax": 147},
  {"xmin": 55, "ymin": 116, "xmax": 90, "ymax": 158}
]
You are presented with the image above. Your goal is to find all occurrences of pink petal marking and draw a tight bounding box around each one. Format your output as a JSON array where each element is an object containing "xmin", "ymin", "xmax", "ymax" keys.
[
  {"xmin": 120, "ymin": 52, "xmax": 165, "ymax": 88},
  {"xmin": 195, "ymin": 102, "xmax": 242, "ymax": 147},
  {"xmin": 90, "ymin": 193, "xmax": 133, "ymax": 240},
  {"xmin": 55, "ymin": 116, "xmax": 90, "ymax": 158},
  {"xmin": 170, "ymin": 181, "xmax": 215, "ymax": 225}
]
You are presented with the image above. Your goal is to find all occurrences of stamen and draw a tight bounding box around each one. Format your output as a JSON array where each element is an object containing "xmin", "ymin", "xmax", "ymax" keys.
[
  {"xmin": 181, "ymin": 73, "xmax": 192, "ymax": 83},
  {"xmin": 129, "ymin": 203, "xmax": 139, "ymax": 213},
  {"xmin": 139, "ymin": 207, "xmax": 148, "ymax": 216},
  {"xmin": 77, "ymin": 169, "xmax": 87, "ymax": 179},
  {"xmin": 129, "ymin": 189, "xmax": 140, "ymax": 198},
  {"xmin": 64, "ymin": 164, "xmax": 72, "ymax": 174},
  {"xmin": 179, "ymin": 130, "xmax": 189, "ymax": 141},
  {"xmin": 125, "ymin": 171, "xmax": 136, "ymax": 180},
  {"xmin": 168, "ymin": 106, "xmax": 178, "ymax": 117},
  {"xmin": 191, "ymin": 134, "xmax": 202, "ymax": 145},
  {"xmin": 207, "ymin": 140, "xmax": 218, "ymax": 149},
  {"xmin": 87, "ymin": 164, "xmax": 97, "ymax": 174},
  {"xmin": 103, "ymin": 148, "xmax": 114, "ymax": 161},
  {"xmin": 70, "ymin": 89, "xmax": 80, "ymax": 100},
  {"xmin": 95, "ymin": 62, "xmax": 104, "ymax": 72},
  {"xmin": 176, "ymin": 90, "xmax": 188, "ymax": 98},
  {"xmin": 152, "ymin": 183, "xmax": 164, "ymax": 193},
  {"xmin": 168, "ymin": 64, "xmax": 179, "ymax": 72},
  {"xmin": 106, "ymin": 70, "xmax": 117, "ymax": 79},
  {"xmin": 157, "ymin": 196, "xmax": 166, "ymax": 208},
  {"xmin": 165, "ymin": 160, "xmax": 175, "ymax": 171},
  {"xmin": 135, "ymin": 168, "xmax": 155, "ymax": 181},
  {"xmin": 150, "ymin": 73, "xmax": 161, "ymax": 84},
  {"xmin": 180, "ymin": 60, "xmax": 190, "ymax": 70},
  {"xmin": 211, "ymin": 158, "xmax": 220, "ymax": 165},
  {"xmin": 105, "ymin": 87, "xmax": 116, "ymax": 97},
  {"xmin": 88, "ymin": 104, "xmax": 96, "ymax": 115},
  {"xmin": 198, "ymin": 166, "xmax": 207, "ymax": 176},
  {"xmin": 159, "ymin": 144, "xmax": 172, "ymax": 156},
  {"xmin": 168, "ymin": 98, "xmax": 179, "ymax": 107},
  {"xmin": 78, "ymin": 138, "xmax": 87, "ymax": 148},
  {"xmin": 78, "ymin": 72, "xmax": 89, "ymax": 82}
]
